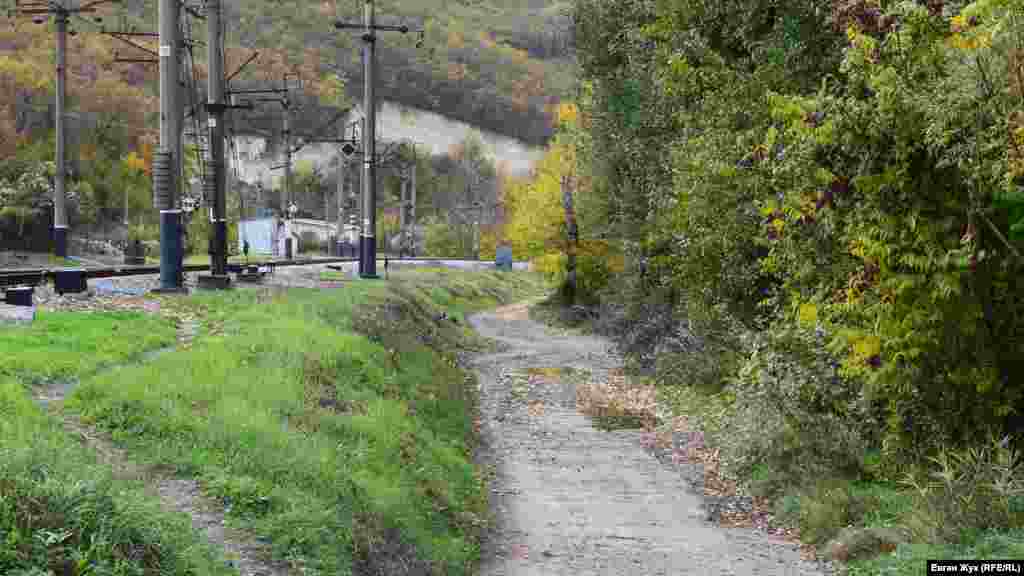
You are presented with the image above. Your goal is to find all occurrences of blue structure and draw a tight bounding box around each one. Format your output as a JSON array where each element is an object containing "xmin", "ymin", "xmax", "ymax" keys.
[{"xmin": 496, "ymin": 245, "xmax": 513, "ymax": 270}]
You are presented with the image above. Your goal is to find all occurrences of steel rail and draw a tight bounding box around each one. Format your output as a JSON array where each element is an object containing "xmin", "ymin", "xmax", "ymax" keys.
[{"xmin": 0, "ymin": 256, "xmax": 507, "ymax": 289}]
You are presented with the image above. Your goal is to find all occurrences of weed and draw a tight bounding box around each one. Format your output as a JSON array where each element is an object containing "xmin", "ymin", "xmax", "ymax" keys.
[
  {"xmin": 796, "ymin": 479, "xmax": 871, "ymax": 546},
  {"xmin": 901, "ymin": 433, "xmax": 1024, "ymax": 544},
  {"xmin": 847, "ymin": 528, "xmax": 1024, "ymax": 576}
]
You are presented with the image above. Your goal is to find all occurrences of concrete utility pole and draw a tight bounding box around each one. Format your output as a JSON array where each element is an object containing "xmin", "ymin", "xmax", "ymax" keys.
[
  {"xmin": 360, "ymin": 9, "xmax": 377, "ymax": 278},
  {"xmin": 403, "ymin": 146, "xmax": 411, "ymax": 254},
  {"xmin": 15, "ymin": 0, "xmax": 125, "ymax": 259},
  {"xmin": 336, "ymin": 123, "xmax": 347, "ymax": 256},
  {"xmin": 282, "ymin": 94, "xmax": 293, "ymax": 259},
  {"xmin": 334, "ymin": 0, "xmax": 417, "ymax": 278},
  {"xmin": 200, "ymin": 0, "xmax": 229, "ymax": 288},
  {"xmin": 155, "ymin": 0, "xmax": 184, "ymax": 291},
  {"xmin": 283, "ymin": 103, "xmax": 292, "ymax": 215},
  {"xmin": 229, "ymin": 93, "xmax": 245, "ymax": 256},
  {"xmin": 54, "ymin": 9, "xmax": 68, "ymax": 258},
  {"xmin": 398, "ymin": 167, "xmax": 407, "ymax": 251},
  {"xmin": 173, "ymin": 22, "xmax": 184, "ymax": 261}
]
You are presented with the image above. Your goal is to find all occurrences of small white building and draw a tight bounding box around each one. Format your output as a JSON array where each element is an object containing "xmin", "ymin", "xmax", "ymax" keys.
[
  {"xmin": 239, "ymin": 217, "xmax": 356, "ymax": 256},
  {"xmin": 237, "ymin": 217, "xmax": 280, "ymax": 255}
]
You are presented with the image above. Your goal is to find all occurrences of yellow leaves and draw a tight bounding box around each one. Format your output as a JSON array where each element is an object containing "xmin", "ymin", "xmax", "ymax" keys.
[
  {"xmin": 851, "ymin": 334, "xmax": 881, "ymax": 361},
  {"xmin": 504, "ymin": 139, "xmax": 575, "ymax": 267},
  {"xmin": 122, "ymin": 151, "xmax": 147, "ymax": 175},
  {"xmin": 556, "ymin": 101, "xmax": 579, "ymax": 126},
  {"xmin": 949, "ymin": 33, "xmax": 990, "ymax": 50},
  {"xmin": 1010, "ymin": 112, "xmax": 1024, "ymax": 179},
  {"xmin": 771, "ymin": 218, "xmax": 786, "ymax": 235},
  {"xmin": 948, "ymin": 7, "xmax": 993, "ymax": 51},
  {"xmin": 798, "ymin": 303, "xmax": 819, "ymax": 327},
  {"xmin": 531, "ymin": 252, "xmax": 564, "ymax": 279},
  {"xmin": 951, "ymin": 14, "xmax": 967, "ymax": 33},
  {"xmin": 849, "ymin": 238, "xmax": 866, "ymax": 259}
]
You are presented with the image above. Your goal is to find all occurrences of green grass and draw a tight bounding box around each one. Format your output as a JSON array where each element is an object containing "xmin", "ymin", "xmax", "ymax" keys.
[
  {"xmin": 319, "ymin": 270, "xmax": 347, "ymax": 281},
  {"xmin": 0, "ymin": 310, "xmax": 176, "ymax": 385},
  {"xmin": 847, "ymin": 528, "xmax": 1024, "ymax": 575},
  {"xmin": 0, "ymin": 312, "xmax": 232, "ymax": 575},
  {"xmin": 59, "ymin": 268, "xmax": 548, "ymax": 575},
  {"xmin": 0, "ymin": 379, "xmax": 238, "ymax": 576}
]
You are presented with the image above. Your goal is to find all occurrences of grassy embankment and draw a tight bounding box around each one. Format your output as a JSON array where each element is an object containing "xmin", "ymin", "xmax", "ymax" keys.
[
  {"xmin": 529, "ymin": 296, "xmax": 1024, "ymax": 575},
  {"xmin": 1, "ymin": 311, "xmax": 234, "ymax": 574},
  {"xmin": 2, "ymin": 267, "xmax": 550, "ymax": 575}
]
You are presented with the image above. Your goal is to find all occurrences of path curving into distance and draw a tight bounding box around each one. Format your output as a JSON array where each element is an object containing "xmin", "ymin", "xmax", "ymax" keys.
[{"xmin": 469, "ymin": 301, "xmax": 832, "ymax": 576}]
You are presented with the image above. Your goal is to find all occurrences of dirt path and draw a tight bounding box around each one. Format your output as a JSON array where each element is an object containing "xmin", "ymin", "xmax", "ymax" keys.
[
  {"xmin": 30, "ymin": 316, "xmax": 291, "ymax": 576},
  {"xmin": 470, "ymin": 301, "xmax": 832, "ymax": 576}
]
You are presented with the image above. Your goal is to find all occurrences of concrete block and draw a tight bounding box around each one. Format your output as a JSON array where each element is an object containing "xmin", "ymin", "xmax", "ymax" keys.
[{"xmin": 0, "ymin": 303, "xmax": 35, "ymax": 324}]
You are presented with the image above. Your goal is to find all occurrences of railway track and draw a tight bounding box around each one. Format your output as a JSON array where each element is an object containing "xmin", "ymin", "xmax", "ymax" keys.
[{"xmin": 0, "ymin": 256, "xmax": 511, "ymax": 290}]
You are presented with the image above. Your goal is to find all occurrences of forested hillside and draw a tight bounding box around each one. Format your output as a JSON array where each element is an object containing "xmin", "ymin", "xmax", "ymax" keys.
[
  {"xmin": 226, "ymin": 0, "xmax": 574, "ymax": 145},
  {"xmin": 0, "ymin": 0, "xmax": 567, "ymax": 253},
  {"xmin": 505, "ymin": 0, "xmax": 1024, "ymax": 570},
  {"xmin": 28, "ymin": 0, "xmax": 575, "ymax": 145}
]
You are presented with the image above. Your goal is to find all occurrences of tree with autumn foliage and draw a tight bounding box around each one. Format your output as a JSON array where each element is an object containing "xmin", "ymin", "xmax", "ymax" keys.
[{"xmin": 503, "ymin": 100, "xmax": 622, "ymax": 302}]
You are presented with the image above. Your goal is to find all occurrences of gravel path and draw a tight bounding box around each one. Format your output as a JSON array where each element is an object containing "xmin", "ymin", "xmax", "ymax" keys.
[{"xmin": 469, "ymin": 301, "xmax": 833, "ymax": 576}]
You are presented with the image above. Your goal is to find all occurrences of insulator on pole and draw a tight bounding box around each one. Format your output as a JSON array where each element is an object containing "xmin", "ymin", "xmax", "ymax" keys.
[{"xmin": 152, "ymin": 149, "xmax": 174, "ymax": 210}]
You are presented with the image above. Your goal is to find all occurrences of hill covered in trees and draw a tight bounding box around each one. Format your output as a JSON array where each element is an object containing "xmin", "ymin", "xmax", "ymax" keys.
[
  {"xmin": 88, "ymin": 0, "xmax": 575, "ymax": 146},
  {"xmin": 0, "ymin": 0, "xmax": 569, "ymax": 252}
]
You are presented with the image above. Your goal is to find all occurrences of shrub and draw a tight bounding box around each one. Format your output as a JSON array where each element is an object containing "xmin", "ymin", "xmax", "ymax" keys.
[
  {"xmin": 758, "ymin": 0, "xmax": 1024, "ymax": 463},
  {"xmin": 711, "ymin": 324, "xmax": 872, "ymax": 494},
  {"xmin": 901, "ymin": 434, "xmax": 1024, "ymax": 544},
  {"xmin": 571, "ymin": 0, "xmax": 1024, "ymax": 479},
  {"xmin": 423, "ymin": 214, "xmax": 464, "ymax": 258},
  {"xmin": 796, "ymin": 479, "xmax": 875, "ymax": 546}
]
